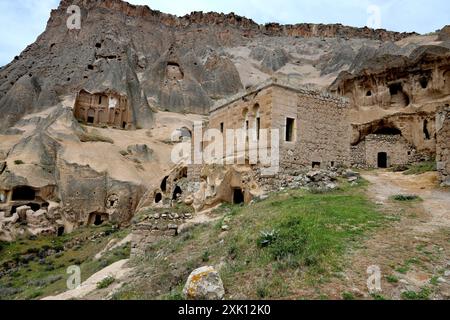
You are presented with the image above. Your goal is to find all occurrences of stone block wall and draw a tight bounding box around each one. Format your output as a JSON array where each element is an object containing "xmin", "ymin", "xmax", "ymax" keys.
[
  {"xmin": 364, "ymin": 134, "xmax": 415, "ymax": 167},
  {"xmin": 436, "ymin": 106, "xmax": 450, "ymax": 185}
]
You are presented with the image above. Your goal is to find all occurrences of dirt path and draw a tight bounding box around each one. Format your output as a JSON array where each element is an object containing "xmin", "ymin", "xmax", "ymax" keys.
[
  {"xmin": 333, "ymin": 170, "xmax": 450, "ymax": 300},
  {"xmin": 362, "ymin": 171, "xmax": 450, "ymax": 233}
]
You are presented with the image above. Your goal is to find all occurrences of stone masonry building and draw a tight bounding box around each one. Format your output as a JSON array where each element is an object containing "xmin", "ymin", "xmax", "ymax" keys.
[{"xmin": 207, "ymin": 79, "xmax": 350, "ymax": 173}]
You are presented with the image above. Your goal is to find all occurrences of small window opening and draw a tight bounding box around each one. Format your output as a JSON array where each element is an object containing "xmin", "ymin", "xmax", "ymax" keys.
[
  {"xmin": 312, "ymin": 162, "xmax": 321, "ymax": 169},
  {"xmin": 423, "ymin": 120, "xmax": 431, "ymax": 140},
  {"xmin": 220, "ymin": 123, "xmax": 224, "ymax": 133},
  {"xmin": 366, "ymin": 90, "xmax": 372, "ymax": 96},
  {"xmin": 286, "ymin": 118, "xmax": 295, "ymax": 142},
  {"xmin": 155, "ymin": 193, "xmax": 162, "ymax": 203}
]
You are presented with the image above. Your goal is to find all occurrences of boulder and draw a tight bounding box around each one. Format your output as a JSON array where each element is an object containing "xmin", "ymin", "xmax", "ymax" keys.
[
  {"xmin": 16, "ymin": 206, "xmax": 31, "ymax": 221},
  {"xmin": 343, "ymin": 169, "xmax": 360, "ymax": 178},
  {"xmin": 183, "ymin": 266, "xmax": 225, "ymax": 300}
]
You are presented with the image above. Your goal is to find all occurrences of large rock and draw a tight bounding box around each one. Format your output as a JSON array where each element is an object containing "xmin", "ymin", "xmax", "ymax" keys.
[{"xmin": 183, "ymin": 266, "xmax": 225, "ymax": 300}]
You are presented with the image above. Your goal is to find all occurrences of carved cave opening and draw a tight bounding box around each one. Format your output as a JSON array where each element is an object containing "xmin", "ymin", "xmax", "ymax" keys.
[
  {"xmin": 155, "ymin": 193, "xmax": 162, "ymax": 204},
  {"xmin": 160, "ymin": 176, "xmax": 169, "ymax": 192},
  {"xmin": 57, "ymin": 226, "xmax": 65, "ymax": 236},
  {"xmin": 389, "ymin": 83, "xmax": 409, "ymax": 107},
  {"xmin": 11, "ymin": 186, "xmax": 36, "ymax": 201},
  {"xmin": 233, "ymin": 188, "xmax": 245, "ymax": 205},
  {"xmin": 89, "ymin": 212, "xmax": 108, "ymax": 226},
  {"xmin": 172, "ymin": 186, "xmax": 182, "ymax": 200}
]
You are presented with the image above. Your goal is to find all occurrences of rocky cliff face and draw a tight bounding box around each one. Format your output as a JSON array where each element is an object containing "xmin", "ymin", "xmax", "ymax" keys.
[{"xmin": 0, "ymin": 0, "xmax": 421, "ymax": 130}]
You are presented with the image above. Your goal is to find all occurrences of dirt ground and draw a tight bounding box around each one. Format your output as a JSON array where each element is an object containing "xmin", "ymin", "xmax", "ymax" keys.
[{"xmin": 322, "ymin": 170, "xmax": 450, "ymax": 300}]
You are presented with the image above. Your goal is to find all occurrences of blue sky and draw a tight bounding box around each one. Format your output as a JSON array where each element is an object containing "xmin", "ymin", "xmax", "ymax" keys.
[{"xmin": 1, "ymin": 0, "xmax": 449, "ymax": 66}]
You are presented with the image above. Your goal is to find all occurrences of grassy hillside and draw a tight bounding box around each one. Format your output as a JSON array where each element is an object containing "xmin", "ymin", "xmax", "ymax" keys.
[
  {"xmin": 0, "ymin": 225, "xmax": 130, "ymax": 300},
  {"xmin": 114, "ymin": 180, "xmax": 387, "ymax": 300}
]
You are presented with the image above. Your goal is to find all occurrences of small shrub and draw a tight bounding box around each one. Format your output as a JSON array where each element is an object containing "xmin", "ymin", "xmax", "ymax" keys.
[
  {"xmin": 403, "ymin": 161, "xmax": 436, "ymax": 175},
  {"xmin": 256, "ymin": 281, "xmax": 270, "ymax": 299},
  {"xmin": 342, "ymin": 292, "xmax": 355, "ymax": 300},
  {"xmin": 201, "ymin": 250, "xmax": 210, "ymax": 262},
  {"xmin": 386, "ymin": 275, "xmax": 399, "ymax": 283},
  {"xmin": 401, "ymin": 287, "xmax": 431, "ymax": 300},
  {"xmin": 392, "ymin": 194, "xmax": 421, "ymax": 202},
  {"xmin": 14, "ymin": 160, "xmax": 24, "ymax": 165},
  {"xmin": 257, "ymin": 229, "xmax": 278, "ymax": 248},
  {"xmin": 119, "ymin": 150, "xmax": 129, "ymax": 156},
  {"xmin": 97, "ymin": 276, "xmax": 115, "ymax": 289}
]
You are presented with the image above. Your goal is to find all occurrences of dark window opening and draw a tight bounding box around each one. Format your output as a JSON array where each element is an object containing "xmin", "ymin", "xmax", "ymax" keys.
[
  {"xmin": 256, "ymin": 117, "xmax": 261, "ymax": 140},
  {"xmin": 180, "ymin": 167, "xmax": 188, "ymax": 178},
  {"xmin": 245, "ymin": 120, "xmax": 249, "ymax": 130},
  {"xmin": 286, "ymin": 118, "xmax": 295, "ymax": 142},
  {"xmin": 12, "ymin": 186, "xmax": 35, "ymax": 201},
  {"xmin": 57, "ymin": 226, "xmax": 65, "ymax": 237},
  {"xmin": 87, "ymin": 116, "xmax": 94, "ymax": 124},
  {"xmin": 374, "ymin": 127, "xmax": 401, "ymax": 135},
  {"xmin": 366, "ymin": 90, "xmax": 372, "ymax": 96},
  {"xmin": 98, "ymin": 96, "xmax": 102, "ymax": 105},
  {"xmin": 95, "ymin": 43, "xmax": 102, "ymax": 48},
  {"xmin": 233, "ymin": 188, "xmax": 245, "ymax": 205},
  {"xmin": 122, "ymin": 122, "xmax": 127, "ymax": 129},
  {"xmin": 87, "ymin": 64, "xmax": 94, "ymax": 70},
  {"xmin": 330, "ymin": 161, "xmax": 335, "ymax": 167},
  {"xmin": 419, "ymin": 77, "xmax": 428, "ymax": 89},
  {"xmin": 220, "ymin": 122, "xmax": 224, "ymax": 133},
  {"xmin": 155, "ymin": 193, "xmax": 162, "ymax": 203},
  {"xmin": 389, "ymin": 83, "xmax": 402, "ymax": 95},
  {"xmin": 312, "ymin": 162, "xmax": 321, "ymax": 169},
  {"xmin": 423, "ymin": 120, "xmax": 431, "ymax": 140},
  {"xmin": 172, "ymin": 186, "xmax": 182, "ymax": 200},
  {"xmin": 160, "ymin": 176, "xmax": 169, "ymax": 192},
  {"xmin": 377, "ymin": 152, "xmax": 388, "ymax": 168}
]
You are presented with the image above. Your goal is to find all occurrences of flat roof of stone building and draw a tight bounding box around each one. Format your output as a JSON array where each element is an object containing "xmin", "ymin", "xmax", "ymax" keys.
[{"xmin": 210, "ymin": 78, "xmax": 349, "ymax": 114}]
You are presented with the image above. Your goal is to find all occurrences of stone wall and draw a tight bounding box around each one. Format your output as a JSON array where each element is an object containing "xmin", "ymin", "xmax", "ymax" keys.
[
  {"xmin": 436, "ymin": 106, "xmax": 450, "ymax": 186},
  {"xmin": 351, "ymin": 134, "xmax": 417, "ymax": 168}
]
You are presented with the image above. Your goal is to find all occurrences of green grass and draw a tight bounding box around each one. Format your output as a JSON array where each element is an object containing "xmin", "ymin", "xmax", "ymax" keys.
[
  {"xmin": 403, "ymin": 161, "xmax": 436, "ymax": 175},
  {"xmin": 116, "ymin": 181, "xmax": 386, "ymax": 300},
  {"xmin": 97, "ymin": 276, "xmax": 115, "ymax": 289},
  {"xmin": 386, "ymin": 275, "xmax": 399, "ymax": 283},
  {"xmin": 0, "ymin": 224, "xmax": 130, "ymax": 300},
  {"xmin": 401, "ymin": 287, "xmax": 432, "ymax": 300},
  {"xmin": 342, "ymin": 292, "xmax": 355, "ymax": 300}
]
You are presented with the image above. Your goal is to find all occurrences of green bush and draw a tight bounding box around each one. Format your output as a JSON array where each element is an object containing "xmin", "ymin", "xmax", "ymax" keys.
[
  {"xmin": 392, "ymin": 194, "xmax": 421, "ymax": 202},
  {"xmin": 14, "ymin": 160, "xmax": 24, "ymax": 165},
  {"xmin": 97, "ymin": 276, "xmax": 115, "ymax": 289}
]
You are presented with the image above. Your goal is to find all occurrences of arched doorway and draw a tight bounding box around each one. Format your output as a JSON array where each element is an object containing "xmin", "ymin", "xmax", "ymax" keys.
[{"xmin": 377, "ymin": 152, "xmax": 388, "ymax": 168}]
